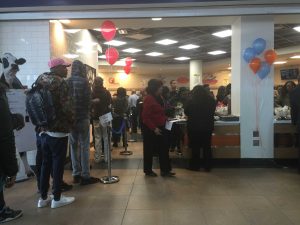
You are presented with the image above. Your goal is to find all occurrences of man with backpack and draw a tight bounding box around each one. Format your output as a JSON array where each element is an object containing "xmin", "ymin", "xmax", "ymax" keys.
[
  {"xmin": 30, "ymin": 58, "xmax": 75, "ymax": 209},
  {"xmin": 91, "ymin": 77, "xmax": 112, "ymax": 163},
  {"xmin": 67, "ymin": 60, "xmax": 100, "ymax": 185}
]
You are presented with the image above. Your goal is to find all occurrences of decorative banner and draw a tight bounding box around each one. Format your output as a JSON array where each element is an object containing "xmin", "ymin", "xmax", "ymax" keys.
[
  {"xmin": 264, "ymin": 49, "xmax": 277, "ymax": 65},
  {"xmin": 105, "ymin": 47, "xmax": 119, "ymax": 65},
  {"xmin": 252, "ymin": 38, "xmax": 266, "ymax": 55},
  {"xmin": 100, "ymin": 20, "xmax": 117, "ymax": 41},
  {"xmin": 249, "ymin": 57, "xmax": 261, "ymax": 74},
  {"xmin": 124, "ymin": 65, "xmax": 131, "ymax": 74},
  {"xmin": 125, "ymin": 57, "xmax": 133, "ymax": 67}
]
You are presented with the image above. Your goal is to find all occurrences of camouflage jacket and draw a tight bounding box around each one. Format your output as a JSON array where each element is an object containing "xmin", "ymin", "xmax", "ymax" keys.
[{"xmin": 36, "ymin": 72, "xmax": 74, "ymax": 133}]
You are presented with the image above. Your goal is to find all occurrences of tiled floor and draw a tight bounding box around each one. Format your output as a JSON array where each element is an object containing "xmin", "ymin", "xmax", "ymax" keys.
[{"xmin": 5, "ymin": 142, "xmax": 300, "ymax": 225}]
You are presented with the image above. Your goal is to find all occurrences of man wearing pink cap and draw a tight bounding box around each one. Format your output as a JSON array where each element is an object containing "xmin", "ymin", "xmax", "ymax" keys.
[{"xmin": 35, "ymin": 58, "xmax": 75, "ymax": 209}]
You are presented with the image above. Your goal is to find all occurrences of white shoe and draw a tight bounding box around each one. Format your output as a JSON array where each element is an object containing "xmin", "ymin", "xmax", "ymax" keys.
[
  {"xmin": 37, "ymin": 196, "xmax": 52, "ymax": 208},
  {"xmin": 51, "ymin": 195, "xmax": 75, "ymax": 209}
]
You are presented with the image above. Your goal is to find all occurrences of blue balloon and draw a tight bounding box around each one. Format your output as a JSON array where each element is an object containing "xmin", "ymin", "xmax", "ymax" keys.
[
  {"xmin": 257, "ymin": 62, "xmax": 270, "ymax": 80},
  {"xmin": 252, "ymin": 38, "xmax": 266, "ymax": 55},
  {"xmin": 243, "ymin": 47, "xmax": 256, "ymax": 63}
]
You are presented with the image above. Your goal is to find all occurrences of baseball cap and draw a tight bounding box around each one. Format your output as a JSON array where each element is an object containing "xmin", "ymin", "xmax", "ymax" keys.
[{"xmin": 48, "ymin": 58, "xmax": 71, "ymax": 69}]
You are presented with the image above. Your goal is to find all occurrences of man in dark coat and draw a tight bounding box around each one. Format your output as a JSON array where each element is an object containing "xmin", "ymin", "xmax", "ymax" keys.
[{"xmin": 290, "ymin": 76, "xmax": 300, "ymax": 172}]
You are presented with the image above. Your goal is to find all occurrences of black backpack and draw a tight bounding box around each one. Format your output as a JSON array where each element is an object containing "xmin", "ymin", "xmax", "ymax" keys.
[{"xmin": 26, "ymin": 75, "xmax": 56, "ymax": 127}]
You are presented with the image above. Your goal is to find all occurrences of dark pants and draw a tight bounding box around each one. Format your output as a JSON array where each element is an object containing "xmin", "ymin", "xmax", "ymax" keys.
[
  {"xmin": 0, "ymin": 190, "xmax": 4, "ymax": 211},
  {"xmin": 112, "ymin": 117, "xmax": 125, "ymax": 146},
  {"xmin": 130, "ymin": 107, "xmax": 138, "ymax": 133},
  {"xmin": 188, "ymin": 131, "xmax": 212, "ymax": 170},
  {"xmin": 36, "ymin": 133, "xmax": 42, "ymax": 191},
  {"xmin": 170, "ymin": 123, "xmax": 181, "ymax": 150},
  {"xmin": 298, "ymin": 133, "xmax": 300, "ymax": 172},
  {"xmin": 143, "ymin": 126, "xmax": 171, "ymax": 173},
  {"xmin": 40, "ymin": 134, "xmax": 68, "ymax": 201}
]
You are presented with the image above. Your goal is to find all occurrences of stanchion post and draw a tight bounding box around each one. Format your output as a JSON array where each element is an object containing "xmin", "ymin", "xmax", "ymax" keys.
[
  {"xmin": 120, "ymin": 116, "xmax": 133, "ymax": 156},
  {"xmin": 100, "ymin": 122, "xmax": 119, "ymax": 184}
]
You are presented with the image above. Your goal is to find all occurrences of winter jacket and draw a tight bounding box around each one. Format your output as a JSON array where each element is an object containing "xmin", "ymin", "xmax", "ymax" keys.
[
  {"xmin": 36, "ymin": 72, "xmax": 74, "ymax": 133},
  {"xmin": 67, "ymin": 61, "xmax": 91, "ymax": 120},
  {"xmin": 91, "ymin": 86, "xmax": 112, "ymax": 119},
  {"xmin": 0, "ymin": 81, "xmax": 18, "ymax": 177}
]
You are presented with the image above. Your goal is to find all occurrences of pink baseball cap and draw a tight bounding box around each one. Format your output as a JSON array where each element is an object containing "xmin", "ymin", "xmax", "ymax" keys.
[{"xmin": 48, "ymin": 58, "xmax": 71, "ymax": 69}]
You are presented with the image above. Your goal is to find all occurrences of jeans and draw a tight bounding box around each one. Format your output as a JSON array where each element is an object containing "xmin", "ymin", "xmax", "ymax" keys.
[
  {"xmin": 69, "ymin": 119, "xmax": 90, "ymax": 179},
  {"xmin": 35, "ymin": 133, "xmax": 42, "ymax": 191},
  {"xmin": 93, "ymin": 120, "xmax": 109, "ymax": 162},
  {"xmin": 40, "ymin": 134, "xmax": 68, "ymax": 201}
]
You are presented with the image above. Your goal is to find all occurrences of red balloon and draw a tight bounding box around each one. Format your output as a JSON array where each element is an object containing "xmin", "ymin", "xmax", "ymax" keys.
[
  {"xmin": 264, "ymin": 49, "xmax": 277, "ymax": 65},
  {"xmin": 101, "ymin": 20, "xmax": 116, "ymax": 41},
  {"xmin": 105, "ymin": 47, "xmax": 119, "ymax": 65},
  {"xmin": 125, "ymin": 57, "xmax": 133, "ymax": 67},
  {"xmin": 249, "ymin": 57, "xmax": 261, "ymax": 74},
  {"xmin": 124, "ymin": 65, "xmax": 131, "ymax": 74}
]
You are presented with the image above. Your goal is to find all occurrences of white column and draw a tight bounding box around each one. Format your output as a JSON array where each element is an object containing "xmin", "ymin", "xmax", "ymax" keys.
[
  {"xmin": 189, "ymin": 60, "xmax": 203, "ymax": 90},
  {"xmin": 231, "ymin": 16, "xmax": 274, "ymax": 158}
]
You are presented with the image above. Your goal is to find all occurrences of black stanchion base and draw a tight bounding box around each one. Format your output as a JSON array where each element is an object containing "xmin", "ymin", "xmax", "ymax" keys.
[
  {"xmin": 100, "ymin": 176, "xmax": 120, "ymax": 184},
  {"xmin": 120, "ymin": 150, "xmax": 133, "ymax": 155}
]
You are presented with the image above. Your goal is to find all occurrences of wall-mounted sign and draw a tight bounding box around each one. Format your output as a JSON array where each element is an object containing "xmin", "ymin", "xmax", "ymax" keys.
[{"xmin": 177, "ymin": 76, "xmax": 189, "ymax": 84}]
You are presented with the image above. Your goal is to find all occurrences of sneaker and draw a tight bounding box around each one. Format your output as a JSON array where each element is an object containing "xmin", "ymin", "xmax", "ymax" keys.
[
  {"xmin": 0, "ymin": 207, "xmax": 22, "ymax": 223},
  {"xmin": 80, "ymin": 177, "xmax": 100, "ymax": 186},
  {"xmin": 72, "ymin": 175, "xmax": 81, "ymax": 184},
  {"xmin": 60, "ymin": 181, "xmax": 73, "ymax": 192},
  {"xmin": 37, "ymin": 196, "xmax": 52, "ymax": 208},
  {"xmin": 51, "ymin": 195, "xmax": 75, "ymax": 209}
]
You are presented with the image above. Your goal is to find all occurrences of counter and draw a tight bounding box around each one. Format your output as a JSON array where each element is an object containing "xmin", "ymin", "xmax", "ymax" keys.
[{"xmin": 274, "ymin": 120, "xmax": 298, "ymax": 159}]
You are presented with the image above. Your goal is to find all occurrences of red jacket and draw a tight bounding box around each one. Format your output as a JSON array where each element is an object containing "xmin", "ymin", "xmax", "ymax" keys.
[{"xmin": 142, "ymin": 94, "xmax": 167, "ymax": 131}]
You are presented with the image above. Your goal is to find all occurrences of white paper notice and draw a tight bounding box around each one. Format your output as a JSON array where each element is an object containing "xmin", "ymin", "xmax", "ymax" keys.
[{"xmin": 99, "ymin": 112, "xmax": 113, "ymax": 126}]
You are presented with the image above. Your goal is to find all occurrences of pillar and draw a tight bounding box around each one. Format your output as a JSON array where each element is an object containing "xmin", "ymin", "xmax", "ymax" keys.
[{"xmin": 189, "ymin": 60, "xmax": 203, "ymax": 90}]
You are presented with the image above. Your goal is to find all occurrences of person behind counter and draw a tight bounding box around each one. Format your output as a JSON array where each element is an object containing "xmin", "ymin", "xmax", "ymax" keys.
[
  {"xmin": 277, "ymin": 81, "xmax": 296, "ymax": 107},
  {"xmin": 184, "ymin": 85, "xmax": 216, "ymax": 172},
  {"xmin": 142, "ymin": 79, "xmax": 175, "ymax": 177}
]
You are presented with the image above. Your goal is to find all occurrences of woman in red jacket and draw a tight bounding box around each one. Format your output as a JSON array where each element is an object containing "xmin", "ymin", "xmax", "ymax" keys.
[{"xmin": 142, "ymin": 79, "xmax": 175, "ymax": 177}]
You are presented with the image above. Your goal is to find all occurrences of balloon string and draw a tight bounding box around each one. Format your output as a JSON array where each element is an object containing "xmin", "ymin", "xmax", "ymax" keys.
[{"xmin": 255, "ymin": 76, "xmax": 259, "ymax": 131}]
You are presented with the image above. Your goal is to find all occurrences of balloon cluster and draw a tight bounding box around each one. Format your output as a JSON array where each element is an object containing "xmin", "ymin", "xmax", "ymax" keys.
[
  {"xmin": 243, "ymin": 38, "xmax": 277, "ymax": 80},
  {"xmin": 100, "ymin": 20, "xmax": 132, "ymax": 75}
]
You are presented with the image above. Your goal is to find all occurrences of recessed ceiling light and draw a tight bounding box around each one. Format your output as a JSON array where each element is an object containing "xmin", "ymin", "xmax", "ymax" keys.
[
  {"xmin": 104, "ymin": 40, "xmax": 126, "ymax": 46},
  {"xmin": 290, "ymin": 55, "xmax": 300, "ymax": 59},
  {"xmin": 208, "ymin": 50, "xmax": 226, "ymax": 55},
  {"xmin": 146, "ymin": 52, "xmax": 163, "ymax": 57},
  {"xmin": 155, "ymin": 39, "xmax": 178, "ymax": 45},
  {"xmin": 98, "ymin": 55, "xmax": 106, "ymax": 59},
  {"xmin": 212, "ymin": 29, "xmax": 232, "ymax": 38},
  {"xmin": 63, "ymin": 54, "xmax": 79, "ymax": 59},
  {"xmin": 120, "ymin": 58, "xmax": 136, "ymax": 61},
  {"xmin": 59, "ymin": 20, "xmax": 71, "ymax": 24},
  {"xmin": 273, "ymin": 61, "xmax": 287, "ymax": 64},
  {"xmin": 76, "ymin": 41, "xmax": 98, "ymax": 46},
  {"xmin": 152, "ymin": 18, "xmax": 162, "ymax": 21},
  {"xmin": 179, "ymin": 44, "xmax": 200, "ymax": 50},
  {"xmin": 122, "ymin": 48, "xmax": 142, "ymax": 53},
  {"xmin": 293, "ymin": 26, "xmax": 300, "ymax": 32},
  {"xmin": 64, "ymin": 29, "xmax": 81, "ymax": 34},
  {"xmin": 93, "ymin": 28, "xmax": 101, "ymax": 32},
  {"xmin": 174, "ymin": 57, "xmax": 190, "ymax": 61}
]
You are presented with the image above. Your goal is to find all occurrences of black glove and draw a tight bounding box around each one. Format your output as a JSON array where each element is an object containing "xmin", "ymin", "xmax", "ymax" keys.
[{"xmin": 11, "ymin": 113, "xmax": 25, "ymax": 130}]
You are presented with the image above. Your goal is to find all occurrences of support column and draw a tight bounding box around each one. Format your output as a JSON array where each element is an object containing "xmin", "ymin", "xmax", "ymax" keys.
[
  {"xmin": 189, "ymin": 60, "xmax": 202, "ymax": 90},
  {"xmin": 231, "ymin": 16, "xmax": 274, "ymax": 158}
]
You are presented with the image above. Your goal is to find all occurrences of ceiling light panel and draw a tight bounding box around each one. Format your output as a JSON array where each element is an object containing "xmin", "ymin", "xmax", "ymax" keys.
[
  {"xmin": 122, "ymin": 48, "xmax": 142, "ymax": 53},
  {"xmin": 174, "ymin": 57, "xmax": 190, "ymax": 61},
  {"xmin": 179, "ymin": 44, "xmax": 200, "ymax": 50},
  {"xmin": 273, "ymin": 61, "xmax": 287, "ymax": 64},
  {"xmin": 212, "ymin": 29, "xmax": 232, "ymax": 38},
  {"xmin": 208, "ymin": 50, "xmax": 226, "ymax": 55},
  {"xmin": 64, "ymin": 29, "xmax": 81, "ymax": 34},
  {"xmin": 152, "ymin": 18, "xmax": 162, "ymax": 21},
  {"xmin": 98, "ymin": 55, "xmax": 106, "ymax": 59},
  {"xmin": 146, "ymin": 52, "xmax": 163, "ymax": 56},
  {"xmin": 290, "ymin": 55, "xmax": 300, "ymax": 59},
  {"xmin": 104, "ymin": 40, "xmax": 126, "ymax": 46},
  {"xmin": 293, "ymin": 26, "xmax": 300, "ymax": 32},
  {"xmin": 155, "ymin": 39, "xmax": 178, "ymax": 45}
]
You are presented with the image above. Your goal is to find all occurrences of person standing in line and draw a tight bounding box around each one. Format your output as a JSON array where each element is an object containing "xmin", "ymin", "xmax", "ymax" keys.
[
  {"xmin": 290, "ymin": 76, "xmax": 300, "ymax": 172},
  {"xmin": 184, "ymin": 85, "xmax": 216, "ymax": 172},
  {"xmin": 169, "ymin": 80, "xmax": 178, "ymax": 100},
  {"xmin": 142, "ymin": 79, "xmax": 175, "ymax": 177},
  {"xmin": 37, "ymin": 58, "xmax": 75, "ymax": 209},
  {"xmin": 128, "ymin": 90, "xmax": 139, "ymax": 142},
  {"xmin": 91, "ymin": 77, "xmax": 112, "ymax": 163},
  {"xmin": 67, "ymin": 60, "xmax": 100, "ymax": 185},
  {"xmin": 0, "ymin": 68, "xmax": 24, "ymax": 223},
  {"xmin": 112, "ymin": 87, "xmax": 128, "ymax": 148}
]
